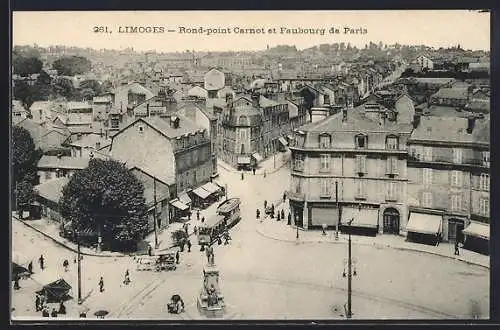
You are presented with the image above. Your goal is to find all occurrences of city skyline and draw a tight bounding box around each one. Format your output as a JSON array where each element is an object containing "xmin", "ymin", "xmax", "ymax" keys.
[{"xmin": 13, "ymin": 10, "xmax": 490, "ymax": 53}]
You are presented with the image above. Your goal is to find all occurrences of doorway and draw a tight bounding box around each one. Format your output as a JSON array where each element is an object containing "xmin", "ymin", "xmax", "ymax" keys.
[
  {"xmin": 448, "ymin": 218, "xmax": 465, "ymax": 243},
  {"xmin": 383, "ymin": 208, "xmax": 400, "ymax": 234}
]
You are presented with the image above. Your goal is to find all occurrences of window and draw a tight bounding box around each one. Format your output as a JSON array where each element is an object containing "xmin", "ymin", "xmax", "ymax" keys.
[
  {"xmin": 294, "ymin": 177, "xmax": 302, "ymax": 194},
  {"xmin": 422, "ymin": 192, "xmax": 433, "ymax": 208},
  {"xmin": 294, "ymin": 153, "xmax": 304, "ymax": 172},
  {"xmin": 453, "ymin": 148, "xmax": 462, "ymax": 164},
  {"xmin": 355, "ymin": 134, "xmax": 367, "ymax": 149},
  {"xmin": 423, "ymin": 146, "xmax": 433, "ymax": 161},
  {"xmin": 386, "ymin": 156, "xmax": 398, "ymax": 175},
  {"xmin": 321, "ymin": 180, "xmax": 331, "ymax": 197},
  {"xmin": 480, "ymin": 173, "xmax": 490, "ymax": 191},
  {"xmin": 482, "ymin": 151, "xmax": 490, "ymax": 167},
  {"xmin": 451, "ymin": 195, "xmax": 462, "ymax": 211},
  {"xmin": 355, "ymin": 180, "xmax": 366, "ymax": 199},
  {"xmin": 451, "ymin": 170, "xmax": 463, "ymax": 187},
  {"xmin": 356, "ymin": 155, "xmax": 367, "ymax": 174},
  {"xmin": 423, "ymin": 168, "xmax": 433, "ymax": 185},
  {"xmin": 386, "ymin": 136, "xmax": 399, "ymax": 150},
  {"xmin": 320, "ymin": 154, "xmax": 330, "ymax": 172},
  {"xmin": 386, "ymin": 182, "xmax": 397, "ymax": 201},
  {"xmin": 479, "ymin": 198, "xmax": 489, "ymax": 216},
  {"xmin": 138, "ymin": 125, "xmax": 144, "ymax": 134},
  {"xmin": 319, "ymin": 134, "xmax": 331, "ymax": 148}
]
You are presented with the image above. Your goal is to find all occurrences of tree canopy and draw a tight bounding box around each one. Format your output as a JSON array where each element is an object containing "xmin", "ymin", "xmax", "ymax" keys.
[
  {"xmin": 60, "ymin": 159, "xmax": 149, "ymax": 251},
  {"xmin": 13, "ymin": 56, "xmax": 43, "ymax": 76},
  {"xmin": 52, "ymin": 56, "xmax": 92, "ymax": 76},
  {"xmin": 12, "ymin": 126, "xmax": 41, "ymax": 185}
]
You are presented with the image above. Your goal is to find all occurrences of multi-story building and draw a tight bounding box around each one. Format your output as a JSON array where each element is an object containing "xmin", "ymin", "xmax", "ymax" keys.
[
  {"xmin": 407, "ymin": 115, "xmax": 490, "ymax": 250},
  {"xmin": 288, "ymin": 103, "xmax": 413, "ymax": 234}
]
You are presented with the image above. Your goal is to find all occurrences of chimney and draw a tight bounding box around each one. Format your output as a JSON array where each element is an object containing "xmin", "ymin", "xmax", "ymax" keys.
[
  {"xmin": 412, "ymin": 114, "xmax": 421, "ymax": 129},
  {"xmin": 467, "ymin": 117, "xmax": 475, "ymax": 134}
]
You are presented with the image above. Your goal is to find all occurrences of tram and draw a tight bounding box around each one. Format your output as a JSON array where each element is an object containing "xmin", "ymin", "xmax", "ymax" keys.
[{"xmin": 216, "ymin": 198, "xmax": 241, "ymax": 228}]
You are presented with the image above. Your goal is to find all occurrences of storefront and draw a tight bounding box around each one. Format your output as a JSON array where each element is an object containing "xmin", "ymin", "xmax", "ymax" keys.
[
  {"xmin": 340, "ymin": 206, "xmax": 379, "ymax": 236},
  {"xmin": 462, "ymin": 221, "xmax": 489, "ymax": 255},
  {"xmin": 237, "ymin": 156, "xmax": 251, "ymax": 170},
  {"xmin": 201, "ymin": 182, "xmax": 221, "ymax": 202},
  {"xmin": 288, "ymin": 193, "xmax": 305, "ymax": 228},
  {"xmin": 308, "ymin": 203, "xmax": 339, "ymax": 229},
  {"xmin": 169, "ymin": 199, "xmax": 190, "ymax": 222},
  {"xmin": 406, "ymin": 212, "xmax": 443, "ymax": 245},
  {"xmin": 191, "ymin": 186, "xmax": 212, "ymax": 209}
]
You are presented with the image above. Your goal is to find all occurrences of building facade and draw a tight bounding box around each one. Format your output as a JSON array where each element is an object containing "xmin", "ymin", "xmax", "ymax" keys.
[
  {"xmin": 288, "ymin": 104, "xmax": 413, "ymax": 234},
  {"xmin": 407, "ymin": 115, "xmax": 490, "ymax": 245}
]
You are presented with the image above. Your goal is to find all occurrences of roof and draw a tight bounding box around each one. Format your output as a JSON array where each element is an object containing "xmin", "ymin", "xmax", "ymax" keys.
[
  {"xmin": 177, "ymin": 103, "xmax": 216, "ymax": 120},
  {"xmin": 66, "ymin": 113, "xmax": 93, "ymax": 125},
  {"xmin": 34, "ymin": 177, "xmax": 69, "ymax": 203},
  {"xmin": 93, "ymin": 96, "xmax": 112, "ymax": 103},
  {"xmin": 38, "ymin": 155, "xmax": 90, "ymax": 170},
  {"xmin": 413, "ymin": 78, "xmax": 455, "ymax": 85},
  {"xmin": 287, "ymin": 100, "xmax": 299, "ymax": 118},
  {"xmin": 67, "ymin": 101, "xmax": 92, "ymax": 110},
  {"xmin": 120, "ymin": 115, "xmax": 205, "ymax": 140},
  {"xmin": 431, "ymin": 87, "xmax": 468, "ymax": 100},
  {"xmin": 204, "ymin": 68, "xmax": 225, "ymax": 91},
  {"xmin": 67, "ymin": 134, "xmax": 112, "ymax": 148},
  {"xmin": 410, "ymin": 116, "xmax": 489, "ymax": 145},
  {"xmin": 465, "ymin": 100, "xmax": 490, "ymax": 113},
  {"xmin": 259, "ymin": 95, "xmax": 279, "ymax": 108},
  {"xmin": 187, "ymin": 86, "xmax": 208, "ymax": 99},
  {"xmin": 420, "ymin": 105, "xmax": 475, "ymax": 118},
  {"xmin": 301, "ymin": 105, "xmax": 413, "ymax": 133}
]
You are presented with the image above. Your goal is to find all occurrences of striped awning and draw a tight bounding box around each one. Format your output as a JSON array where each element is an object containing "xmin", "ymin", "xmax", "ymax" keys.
[
  {"xmin": 406, "ymin": 212, "xmax": 442, "ymax": 235},
  {"xmin": 202, "ymin": 182, "xmax": 220, "ymax": 194},
  {"xmin": 192, "ymin": 187, "xmax": 211, "ymax": 199},
  {"xmin": 178, "ymin": 192, "xmax": 192, "ymax": 205},
  {"xmin": 462, "ymin": 222, "xmax": 489, "ymax": 240}
]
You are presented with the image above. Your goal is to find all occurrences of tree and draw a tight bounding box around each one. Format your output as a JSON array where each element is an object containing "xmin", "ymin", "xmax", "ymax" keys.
[
  {"xmin": 16, "ymin": 180, "xmax": 35, "ymax": 217},
  {"xmin": 60, "ymin": 159, "xmax": 149, "ymax": 251},
  {"xmin": 13, "ymin": 80, "xmax": 35, "ymax": 109},
  {"xmin": 53, "ymin": 77, "xmax": 77, "ymax": 99},
  {"xmin": 13, "ymin": 56, "xmax": 43, "ymax": 76},
  {"xmin": 52, "ymin": 56, "xmax": 92, "ymax": 76},
  {"xmin": 299, "ymin": 87, "xmax": 316, "ymax": 119},
  {"xmin": 12, "ymin": 126, "xmax": 41, "ymax": 185}
]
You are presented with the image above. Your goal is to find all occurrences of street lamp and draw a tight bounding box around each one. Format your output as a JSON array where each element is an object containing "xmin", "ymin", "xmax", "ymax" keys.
[
  {"xmin": 73, "ymin": 228, "xmax": 83, "ymax": 305},
  {"xmin": 343, "ymin": 217, "xmax": 357, "ymax": 319}
]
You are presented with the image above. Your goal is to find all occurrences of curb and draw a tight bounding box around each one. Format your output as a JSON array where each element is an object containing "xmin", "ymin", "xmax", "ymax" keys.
[
  {"xmin": 14, "ymin": 216, "xmax": 192, "ymax": 258},
  {"xmin": 255, "ymin": 225, "xmax": 490, "ymax": 270}
]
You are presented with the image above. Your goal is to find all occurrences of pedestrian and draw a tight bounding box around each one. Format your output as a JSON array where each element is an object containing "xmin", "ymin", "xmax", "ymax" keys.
[
  {"xmin": 148, "ymin": 244, "xmax": 153, "ymax": 256},
  {"xmin": 184, "ymin": 223, "xmax": 189, "ymax": 235},
  {"xmin": 63, "ymin": 259, "xmax": 69, "ymax": 272},
  {"xmin": 51, "ymin": 308, "xmax": 58, "ymax": 317},
  {"xmin": 321, "ymin": 224, "xmax": 327, "ymax": 236},
  {"xmin": 283, "ymin": 192, "xmax": 286, "ymax": 202},
  {"xmin": 58, "ymin": 300, "xmax": 66, "ymax": 314},
  {"xmin": 288, "ymin": 212, "xmax": 291, "ymax": 225},
  {"xmin": 264, "ymin": 170, "xmax": 267, "ymax": 178},
  {"xmin": 201, "ymin": 216, "xmax": 205, "ymax": 223},
  {"xmin": 241, "ymin": 172, "xmax": 244, "ymax": 180},
  {"xmin": 28, "ymin": 261, "xmax": 33, "ymax": 274},
  {"xmin": 256, "ymin": 209, "xmax": 260, "ymax": 219},
  {"xmin": 454, "ymin": 240, "xmax": 460, "ymax": 256},
  {"xmin": 42, "ymin": 308, "xmax": 49, "ymax": 317},
  {"xmin": 276, "ymin": 212, "xmax": 280, "ymax": 221},
  {"xmin": 271, "ymin": 204, "xmax": 275, "ymax": 214},
  {"xmin": 98, "ymin": 277, "xmax": 104, "ymax": 293},
  {"xmin": 436, "ymin": 232, "xmax": 440, "ymax": 246},
  {"xmin": 217, "ymin": 236, "xmax": 222, "ymax": 245},
  {"xmin": 197, "ymin": 210, "xmax": 200, "ymax": 221},
  {"xmin": 193, "ymin": 226, "xmax": 198, "ymax": 235},
  {"xmin": 264, "ymin": 200, "xmax": 267, "ymax": 210},
  {"xmin": 187, "ymin": 239, "xmax": 192, "ymax": 252},
  {"xmin": 40, "ymin": 295, "xmax": 45, "ymax": 310},
  {"xmin": 13, "ymin": 274, "xmax": 20, "ymax": 290},
  {"xmin": 123, "ymin": 269, "xmax": 130, "ymax": 285},
  {"xmin": 281, "ymin": 209, "xmax": 285, "ymax": 220},
  {"xmin": 252, "ymin": 167, "xmax": 256, "ymax": 175},
  {"xmin": 39, "ymin": 255, "xmax": 45, "ymax": 270},
  {"xmin": 176, "ymin": 249, "xmax": 180, "ymax": 264},
  {"xmin": 35, "ymin": 295, "xmax": 41, "ymax": 312}
]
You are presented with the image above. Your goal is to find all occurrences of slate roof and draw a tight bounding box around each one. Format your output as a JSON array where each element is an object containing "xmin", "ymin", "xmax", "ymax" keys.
[
  {"xmin": 141, "ymin": 115, "xmax": 205, "ymax": 139},
  {"xmin": 187, "ymin": 86, "xmax": 208, "ymax": 98},
  {"xmin": 67, "ymin": 101, "xmax": 92, "ymax": 110},
  {"xmin": 410, "ymin": 116, "xmax": 489, "ymax": 145},
  {"xmin": 67, "ymin": 134, "xmax": 112, "ymax": 148},
  {"xmin": 34, "ymin": 177, "xmax": 69, "ymax": 203},
  {"xmin": 38, "ymin": 155, "xmax": 90, "ymax": 170},
  {"xmin": 431, "ymin": 87, "xmax": 468, "ymax": 100}
]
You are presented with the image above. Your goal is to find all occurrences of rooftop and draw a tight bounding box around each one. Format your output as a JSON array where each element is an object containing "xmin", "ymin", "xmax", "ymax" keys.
[
  {"xmin": 142, "ymin": 115, "xmax": 205, "ymax": 139},
  {"xmin": 38, "ymin": 155, "xmax": 91, "ymax": 170},
  {"xmin": 34, "ymin": 177, "xmax": 69, "ymax": 203},
  {"xmin": 431, "ymin": 87, "xmax": 468, "ymax": 100},
  {"xmin": 410, "ymin": 116, "xmax": 489, "ymax": 145}
]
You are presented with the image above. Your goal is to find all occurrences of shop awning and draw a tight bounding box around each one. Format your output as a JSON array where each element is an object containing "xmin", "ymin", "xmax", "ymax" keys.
[
  {"xmin": 170, "ymin": 199, "xmax": 189, "ymax": 211},
  {"xmin": 237, "ymin": 156, "xmax": 251, "ymax": 165},
  {"xmin": 406, "ymin": 212, "xmax": 442, "ymax": 235},
  {"xmin": 178, "ymin": 192, "xmax": 192, "ymax": 205},
  {"xmin": 278, "ymin": 137, "xmax": 288, "ymax": 146},
  {"xmin": 462, "ymin": 222, "xmax": 489, "ymax": 240},
  {"xmin": 341, "ymin": 207, "xmax": 379, "ymax": 228},
  {"xmin": 192, "ymin": 187, "xmax": 211, "ymax": 199},
  {"xmin": 202, "ymin": 182, "xmax": 220, "ymax": 195},
  {"xmin": 251, "ymin": 153, "xmax": 263, "ymax": 163}
]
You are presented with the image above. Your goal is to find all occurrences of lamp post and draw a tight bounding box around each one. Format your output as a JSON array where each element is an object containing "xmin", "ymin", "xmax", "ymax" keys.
[
  {"xmin": 335, "ymin": 181, "xmax": 339, "ymax": 240},
  {"xmin": 75, "ymin": 229, "xmax": 82, "ymax": 304},
  {"xmin": 342, "ymin": 218, "xmax": 356, "ymax": 319}
]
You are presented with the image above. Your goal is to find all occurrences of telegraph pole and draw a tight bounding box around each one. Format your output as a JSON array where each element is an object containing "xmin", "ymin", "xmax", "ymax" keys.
[
  {"xmin": 347, "ymin": 218, "xmax": 353, "ymax": 319},
  {"xmin": 77, "ymin": 231, "xmax": 82, "ymax": 304},
  {"xmin": 153, "ymin": 177, "xmax": 159, "ymax": 249}
]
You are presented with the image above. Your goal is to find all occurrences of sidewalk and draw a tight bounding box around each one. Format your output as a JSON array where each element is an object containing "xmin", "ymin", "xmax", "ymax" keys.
[
  {"xmin": 217, "ymin": 150, "xmax": 291, "ymax": 176},
  {"xmin": 256, "ymin": 201, "xmax": 490, "ymax": 269}
]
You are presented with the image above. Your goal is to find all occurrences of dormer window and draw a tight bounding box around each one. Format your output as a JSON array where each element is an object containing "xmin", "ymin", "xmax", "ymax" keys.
[
  {"xmin": 355, "ymin": 134, "xmax": 367, "ymax": 149},
  {"xmin": 386, "ymin": 135, "xmax": 399, "ymax": 150},
  {"xmin": 138, "ymin": 125, "xmax": 144, "ymax": 134},
  {"xmin": 319, "ymin": 133, "xmax": 331, "ymax": 149}
]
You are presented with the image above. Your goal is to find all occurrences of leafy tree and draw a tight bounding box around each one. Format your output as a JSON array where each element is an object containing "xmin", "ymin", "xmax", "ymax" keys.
[
  {"xmin": 13, "ymin": 56, "xmax": 43, "ymax": 76},
  {"xmin": 53, "ymin": 77, "xmax": 76, "ymax": 99},
  {"xmin": 60, "ymin": 159, "xmax": 149, "ymax": 251},
  {"xmin": 13, "ymin": 80, "xmax": 35, "ymax": 109},
  {"xmin": 12, "ymin": 126, "xmax": 41, "ymax": 185},
  {"xmin": 16, "ymin": 180, "xmax": 35, "ymax": 217},
  {"xmin": 299, "ymin": 87, "xmax": 316, "ymax": 119},
  {"xmin": 52, "ymin": 56, "xmax": 92, "ymax": 76}
]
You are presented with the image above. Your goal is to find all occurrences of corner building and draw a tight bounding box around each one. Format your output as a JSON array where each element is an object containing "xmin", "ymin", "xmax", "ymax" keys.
[{"xmin": 288, "ymin": 103, "xmax": 413, "ymax": 235}]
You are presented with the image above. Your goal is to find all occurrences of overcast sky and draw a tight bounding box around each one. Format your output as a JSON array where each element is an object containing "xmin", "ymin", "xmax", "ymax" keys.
[{"xmin": 13, "ymin": 10, "xmax": 490, "ymax": 52}]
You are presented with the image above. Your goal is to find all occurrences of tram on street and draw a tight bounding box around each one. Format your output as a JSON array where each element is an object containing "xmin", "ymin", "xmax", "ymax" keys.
[
  {"xmin": 198, "ymin": 214, "xmax": 226, "ymax": 247},
  {"xmin": 216, "ymin": 198, "xmax": 241, "ymax": 228}
]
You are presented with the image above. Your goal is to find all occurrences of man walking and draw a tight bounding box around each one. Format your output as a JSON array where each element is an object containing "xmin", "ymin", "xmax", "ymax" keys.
[
  {"xmin": 28, "ymin": 261, "xmax": 33, "ymax": 274},
  {"xmin": 123, "ymin": 269, "xmax": 130, "ymax": 285},
  {"xmin": 13, "ymin": 273, "xmax": 20, "ymax": 290},
  {"xmin": 454, "ymin": 240, "xmax": 460, "ymax": 256},
  {"xmin": 288, "ymin": 212, "xmax": 292, "ymax": 226},
  {"xmin": 35, "ymin": 295, "xmax": 41, "ymax": 312},
  {"xmin": 283, "ymin": 192, "xmax": 286, "ymax": 203},
  {"xmin": 252, "ymin": 167, "xmax": 256, "ymax": 175},
  {"xmin": 281, "ymin": 209, "xmax": 285, "ymax": 220},
  {"xmin": 99, "ymin": 277, "xmax": 104, "ymax": 293},
  {"xmin": 175, "ymin": 250, "xmax": 180, "ymax": 264},
  {"xmin": 197, "ymin": 210, "xmax": 200, "ymax": 221},
  {"xmin": 187, "ymin": 239, "xmax": 192, "ymax": 252},
  {"xmin": 39, "ymin": 255, "xmax": 45, "ymax": 270}
]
